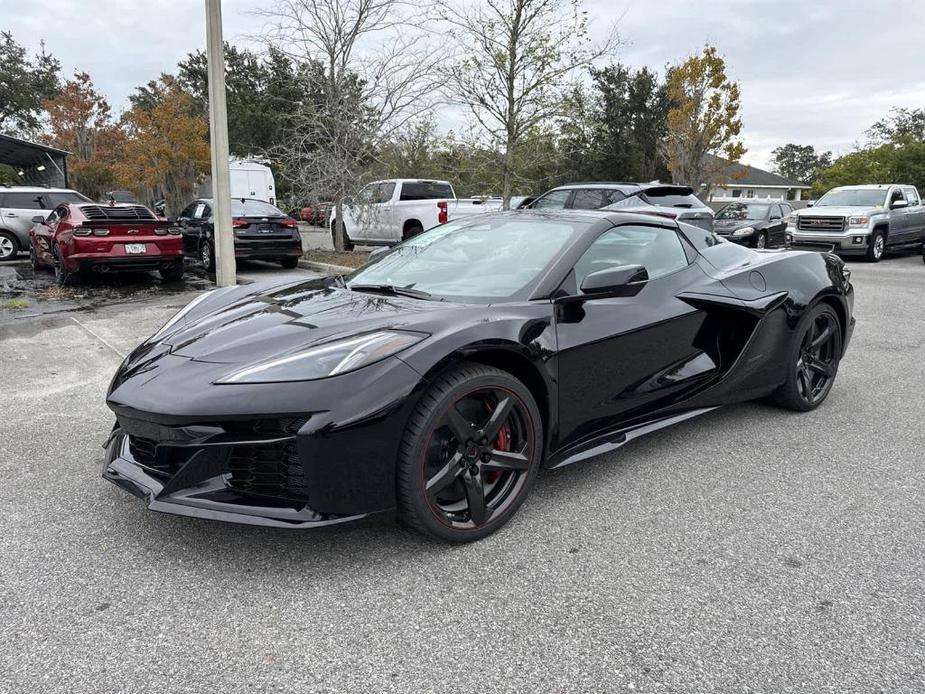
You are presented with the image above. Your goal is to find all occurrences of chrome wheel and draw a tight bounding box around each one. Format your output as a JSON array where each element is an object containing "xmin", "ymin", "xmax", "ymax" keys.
[
  {"xmin": 200, "ymin": 240, "xmax": 213, "ymax": 271},
  {"xmin": 0, "ymin": 234, "xmax": 15, "ymax": 260},
  {"xmin": 795, "ymin": 311, "xmax": 839, "ymax": 405},
  {"xmin": 872, "ymin": 235, "xmax": 884, "ymax": 259},
  {"xmin": 756, "ymin": 232, "xmax": 767, "ymax": 249},
  {"xmin": 423, "ymin": 387, "xmax": 535, "ymax": 530}
]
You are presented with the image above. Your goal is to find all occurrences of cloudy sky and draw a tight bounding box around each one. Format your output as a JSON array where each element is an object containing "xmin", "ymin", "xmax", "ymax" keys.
[{"xmin": 5, "ymin": 0, "xmax": 925, "ymax": 169}]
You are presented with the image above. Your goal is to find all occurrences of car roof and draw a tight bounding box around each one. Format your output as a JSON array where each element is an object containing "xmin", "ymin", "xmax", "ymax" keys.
[
  {"xmin": 832, "ymin": 184, "xmax": 907, "ymax": 191},
  {"xmin": 0, "ymin": 186, "xmax": 82, "ymax": 193}
]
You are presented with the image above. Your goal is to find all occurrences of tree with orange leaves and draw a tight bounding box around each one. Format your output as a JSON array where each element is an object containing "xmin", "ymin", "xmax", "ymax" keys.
[
  {"xmin": 43, "ymin": 72, "xmax": 125, "ymax": 199},
  {"xmin": 118, "ymin": 76, "xmax": 210, "ymax": 216}
]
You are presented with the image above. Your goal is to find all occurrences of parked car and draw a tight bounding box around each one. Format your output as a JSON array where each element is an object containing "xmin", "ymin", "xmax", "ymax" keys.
[
  {"xmin": 0, "ymin": 186, "xmax": 92, "ymax": 261},
  {"xmin": 713, "ymin": 201, "xmax": 793, "ymax": 248},
  {"xmin": 103, "ymin": 208, "xmax": 854, "ymax": 542},
  {"xmin": 788, "ymin": 184, "xmax": 925, "ymax": 262},
  {"xmin": 298, "ymin": 200, "xmax": 333, "ymax": 226},
  {"xmin": 30, "ymin": 202, "xmax": 184, "ymax": 285},
  {"xmin": 177, "ymin": 198, "xmax": 303, "ymax": 271},
  {"xmin": 329, "ymin": 179, "xmax": 503, "ymax": 249},
  {"xmin": 105, "ymin": 190, "xmax": 139, "ymax": 204},
  {"xmin": 527, "ymin": 182, "xmax": 715, "ymax": 231}
]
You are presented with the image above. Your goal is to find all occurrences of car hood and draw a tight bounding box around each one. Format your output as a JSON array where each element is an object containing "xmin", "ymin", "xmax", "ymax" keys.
[
  {"xmin": 158, "ymin": 277, "xmax": 465, "ymax": 365},
  {"xmin": 714, "ymin": 218, "xmax": 758, "ymax": 229},
  {"xmin": 797, "ymin": 206, "xmax": 883, "ymax": 217}
]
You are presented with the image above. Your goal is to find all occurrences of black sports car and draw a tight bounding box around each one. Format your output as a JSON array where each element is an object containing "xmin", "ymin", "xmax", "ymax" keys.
[{"xmin": 104, "ymin": 211, "xmax": 854, "ymax": 542}]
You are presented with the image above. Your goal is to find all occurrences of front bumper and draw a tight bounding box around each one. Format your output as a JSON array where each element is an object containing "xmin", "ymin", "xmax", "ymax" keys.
[
  {"xmin": 103, "ymin": 425, "xmax": 372, "ymax": 528},
  {"xmin": 789, "ymin": 229, "xmax": 871, "ymax": 253}
]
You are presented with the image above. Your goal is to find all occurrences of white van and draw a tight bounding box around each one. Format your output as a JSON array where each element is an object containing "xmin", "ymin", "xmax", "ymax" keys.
[{"xmin": 199, "ymin": 160, "xmax": 277, "ymax": 205}]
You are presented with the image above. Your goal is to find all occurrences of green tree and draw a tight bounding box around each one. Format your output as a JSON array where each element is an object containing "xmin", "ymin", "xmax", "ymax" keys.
[
  {"xmin": 0, "ymin": 31, "xmax": 60, "ymax": 136},
  {"xmin": 769, "ymin": 144, "xmax": 833, "ymax": 185},
  {"xmin": 661, "ymin": 45, "xmax": 745, "ymax": 198},
  {"xmin": 867, "ymin": 107, "xmax": 925, "ymax": 144},
  {"xmin": 812, "ymin": 146, "xmax": 895, "ymax": 198}
]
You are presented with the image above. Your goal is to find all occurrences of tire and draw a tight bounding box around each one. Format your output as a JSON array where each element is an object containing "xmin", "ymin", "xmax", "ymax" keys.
[
  {"xmin": 866, "ymin": 230, "xmax": 885, "ymax": 262},
  {"xmin": 29, "ymin": 243, "xmax": 41, "ymax": 270},
  {"xmin": 159, "ymin": 262, "xmax": 185, "ymax": 282},
  {"xmin": 200, "ymin": 239, "xmax": 215, "ymax": 272},
  {"xmin": 754, "ymin": 231, "xmax": 768, "ymax": 249},
  {"xmin": 403, "ymin": 224, "xmax": 424, "ymax": 241},
  {"xmin": 396, "ymin": 362, "xmax": 543, "ymax": 542},
  {"xmin": 772, "ymin": 303, "xmax": 842, "ymax": 412},
  {"xmin": 52, "ymin": 245, "xmax": 75, "ymax": 287},
  {"xmin": 279, "ymin": 256, "xmax": 299, "ymax": 269},
  {"xmin": 0, "ymin": 232, "xmax": 18, "ymax": 261},
  {"xmin": 331, "ymin": 223, "xmax": 354, "ymax": 251}
]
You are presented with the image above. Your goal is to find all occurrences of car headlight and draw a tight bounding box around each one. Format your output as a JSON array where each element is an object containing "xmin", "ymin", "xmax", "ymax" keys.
[
  {"xmin": 216, "ymin": 330, "xmax": 427, "ymax": 384},
  {"xmin": 732, "ymin": 226, "xmax": 755, "ymax": 237},
  {"xmin": 848, "ymin": 216, "xmax": 870, "ymax": 226},
  {"xmin": 149, "ymin": 289, "xmax": 224, "ymax": 341}
]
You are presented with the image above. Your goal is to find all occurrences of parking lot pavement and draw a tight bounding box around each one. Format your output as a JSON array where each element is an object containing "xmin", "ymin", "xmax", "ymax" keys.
[{"xmin": 1, "ymin": 252, "xmax": 924, "ymax": 693}]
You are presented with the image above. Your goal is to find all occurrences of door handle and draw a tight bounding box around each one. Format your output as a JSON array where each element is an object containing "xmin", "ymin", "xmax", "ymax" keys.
[{"xmin": 5, "ymin": 212, "xmax": 16, "ymax": 217}]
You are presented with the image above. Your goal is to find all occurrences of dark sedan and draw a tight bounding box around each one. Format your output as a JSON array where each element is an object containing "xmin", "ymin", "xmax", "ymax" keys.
[
  {"xmin": 713, "ymin": 201, "xmax": 793, "ymax": 248},
  {"xmin": 177, "ymin": 198, "xmax": 303, "ymax": 271},
  {"xmin": 103, "ymin": 210, "xmax": 854, "ymax": 542}
]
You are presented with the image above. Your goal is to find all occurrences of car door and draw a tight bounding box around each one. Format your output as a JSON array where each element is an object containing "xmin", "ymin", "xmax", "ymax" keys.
[
  {"xmin": 346, "ymin": 183, "xmax": 378, "ymax": 242},
  {"xmin": 554, "ymin": 223, "xmax": 728, "ymax": 448},
  {"xmin": 1, "ymin": 191, "xmax": 45, "ymax": 251},
  {"xmin": 371, "ymin": 181, "xmax": 396, "ymax": 242},
  {"xmin": 902, "ymin": 187, "xmax": 924, "ymax": 241},
  {"xmin": 886, "ymin": 187, "xmax": 909, "ymax": 243},
  {"xmin": 178, "ymin": 202, "xmax": 204, "ymax": 255},
  {"xmin": 768, "ymin": 204, "xmax": 787, "ymax": 246},
  {"xmin": 31, "ymin": 205, "xmax": 65, "ymax": 266}
]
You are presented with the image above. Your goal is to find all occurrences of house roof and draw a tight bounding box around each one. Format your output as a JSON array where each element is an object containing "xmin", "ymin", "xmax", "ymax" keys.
[{"xmin": 706, "ymin": 154, "xmax": 811, "ymax": 189}]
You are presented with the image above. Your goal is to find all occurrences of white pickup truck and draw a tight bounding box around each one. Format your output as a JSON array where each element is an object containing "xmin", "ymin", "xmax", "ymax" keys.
[{"xmin": 330, "ymin": 179, "xmax": 502, "ymax": 248}]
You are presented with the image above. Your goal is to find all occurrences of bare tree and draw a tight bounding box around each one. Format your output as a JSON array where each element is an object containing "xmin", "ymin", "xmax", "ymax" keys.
[
  {"xmin": 437, "ymin": 0, "xmax": 619, "ymax": 209},
  {"xmin": 258, "ymin": 0, "xmax": 441, "ymax": 250}
]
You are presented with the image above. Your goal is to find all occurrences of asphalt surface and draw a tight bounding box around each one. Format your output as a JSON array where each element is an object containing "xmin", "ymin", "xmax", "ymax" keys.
[{"xmin": 1, "ymin": 252, "xmax": 924, "ymax": 693}]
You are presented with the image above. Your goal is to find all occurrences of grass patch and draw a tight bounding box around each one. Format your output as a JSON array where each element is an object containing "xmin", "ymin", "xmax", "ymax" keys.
[
  {"xmin": 303, "ymin": 248, "xmax": 369, "ymax": 270},
  {"xmin": 3, "ymin": 297, "xmax": 29, "ymax": 310}
]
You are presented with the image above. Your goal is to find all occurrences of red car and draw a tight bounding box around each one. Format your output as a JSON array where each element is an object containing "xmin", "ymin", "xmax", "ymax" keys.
[{"xmin": 30, "ymin": 202, "xmax": 185, "ymax": 285}]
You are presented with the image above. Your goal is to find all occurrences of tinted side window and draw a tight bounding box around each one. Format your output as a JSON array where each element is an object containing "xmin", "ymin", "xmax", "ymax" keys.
[
  {"xmin": 574, "ymin": 225, "xmax": 689, "ymax": 287},
  {"xmin": 43, "ymin": 192, "xmax": 91, "ymax": 207},
  {"xmin": 2, "ymin": 192, "xmax": 43, "ymax": 209},
  {"xmin": 645, "ymin": 192, "xmax": 704, "ymax": 208},
  {"xmin": 531, "ymin": 189, "xmax": 571, "ymax": 210},
  {"xmin": 398, "ymin": 182, "xmax": 452, "ymax": 200},
  {"xmin": 180, "ymin": 204, "xmax": 197, "ymax": 219},
  {"xmin": 570, "ymin": 189, "xmax": 606, "ymax": 210}
]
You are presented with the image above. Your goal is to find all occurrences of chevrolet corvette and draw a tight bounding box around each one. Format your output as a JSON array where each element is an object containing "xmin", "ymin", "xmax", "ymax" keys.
[{"xmin": 104, "ymin": 210, "xmax": 854, "ymax": 541}]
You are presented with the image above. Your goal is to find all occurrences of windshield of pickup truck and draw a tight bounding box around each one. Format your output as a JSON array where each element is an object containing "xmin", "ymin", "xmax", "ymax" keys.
[
  {"xmin": 399, "ymin": 182, "xmax": 454, "ymax": 201},
  {"xmin": 347, "ymin": 218, "xmax": 579, "ymax": 300},
  {"xmin": 816, "ymin": 189, "xmax": 887, "ymax": 207}
]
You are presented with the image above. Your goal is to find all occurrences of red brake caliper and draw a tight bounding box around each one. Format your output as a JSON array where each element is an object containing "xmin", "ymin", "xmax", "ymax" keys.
[{"xmin": 484, "ymin": 397, "xmax": 510, "ymax": 483}]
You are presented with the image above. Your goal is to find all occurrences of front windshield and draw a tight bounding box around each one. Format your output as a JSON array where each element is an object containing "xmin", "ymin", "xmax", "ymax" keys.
[
  {"xmin": 716, "ymin": 202, "xmax": 771, "ymax": 220},
  {"xmin": 348, "ymin": 217, "xmax": 581, "ymax": 300},
  {"xmin": 816, "ymin": 189, "xmax": 887, "ymax": 207},
  {"xmin": 231, "ymin": 200, "xmax": 285, "ymax": 217}
]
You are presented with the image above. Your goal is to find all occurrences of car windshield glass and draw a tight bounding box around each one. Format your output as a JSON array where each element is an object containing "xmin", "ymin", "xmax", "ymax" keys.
[
  {"xmin": 644, "ymin": 192, "xmax": 704, "ymax": 208},
  {"xmin": 716, "ymin": 203, "xmax": 771, "ymax": 220},
  {"xmin": 399, "ymin": 182, "xmax": 454, "ymax": 200},
  {"xmin": 347, "ymin": 218, "xmax": 580, "ymax": 301},
  {"xmin": 816, "ymin": 189, "xmax": 887, "ymax": 207},
  {"xmin": 231, "ymin": 200, "xmax": 285, "ymax": 217}
]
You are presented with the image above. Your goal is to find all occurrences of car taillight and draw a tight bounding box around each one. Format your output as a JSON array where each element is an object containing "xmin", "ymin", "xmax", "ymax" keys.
[
  {"xmin": 233, "ymin": 219, "xmax": 250, "ymax": 228},
  {"xmin": 281, "ymin": 218, "xmax": 298, "ymax": 228},
  {"xmin": 92, "ymin": 228, "xmax": 110, "ymax": 236},
  {"xmin": 167, "ymin": 226, "xmax": 182, "ymax": 235},
  {"xmin": 437, "ymin": 201, "xmax": 448, "ymax": 225},
  {"xmin": 154, "ymin": 227, "xmax": 168, "ymax": 235},
  {"xmin": 73, "ymin": 228, "xmax": 92, "ymax": 236}
]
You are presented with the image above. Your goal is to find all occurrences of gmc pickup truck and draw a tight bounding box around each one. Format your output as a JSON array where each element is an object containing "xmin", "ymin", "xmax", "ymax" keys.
[
  {"xmin": 330, "ymin": 179, "xmax": 502, "ymax": 249},
  {"xmin": 788, "ymin": 184, "xmax": 925, "ymax": 262}
]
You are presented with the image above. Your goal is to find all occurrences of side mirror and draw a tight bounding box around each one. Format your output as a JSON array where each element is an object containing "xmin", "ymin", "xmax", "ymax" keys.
[
  {"xmin": 580, "ymin": 264, "xmax": 649, "ymax": 297},
  {"xmin": 806, "ymin": 201, "xmax": 815, "ymax": 207},
  {"xmin": 891, "ymin": 199, "xmax": 909, "ymax": 209},
  {"xmin": 770, "ymin": 215, "xmax": 781, "ymax": 221},
  {"xmin": 31, "ymin": 215, "xmax": 46, "ymax": 224}
]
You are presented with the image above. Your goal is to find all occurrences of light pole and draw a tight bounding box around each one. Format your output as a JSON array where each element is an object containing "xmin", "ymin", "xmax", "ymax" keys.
[{"xmin": 205, "ymin": 0, "xmax": 236, "ymax": 286}]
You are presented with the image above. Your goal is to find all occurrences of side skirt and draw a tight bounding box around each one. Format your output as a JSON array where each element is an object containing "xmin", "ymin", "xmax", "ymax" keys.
[{"xmin": 544, "ymin": 407, "xmax": 719, "ymax": 470}]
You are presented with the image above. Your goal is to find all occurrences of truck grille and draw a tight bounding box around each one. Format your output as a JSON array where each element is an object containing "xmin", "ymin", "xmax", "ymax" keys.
[{"xmin": 798, "ymin": 216, "xmax": 845, "ymax": 233}]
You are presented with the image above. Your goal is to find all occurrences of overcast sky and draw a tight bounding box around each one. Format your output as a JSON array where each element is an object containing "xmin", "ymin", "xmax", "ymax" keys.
[{"xmin": 4, "ymin": 0, "xmax": 925, "ymax": 169}]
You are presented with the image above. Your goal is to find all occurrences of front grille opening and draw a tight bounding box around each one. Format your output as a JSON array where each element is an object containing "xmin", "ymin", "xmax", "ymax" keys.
[
  {"xmin": 127, "ymin": 435, "xmax": 197, "ymax": 478},
  {"xmin": 227, "ymin": 441, "xmax": 309, "ymax": 500}
]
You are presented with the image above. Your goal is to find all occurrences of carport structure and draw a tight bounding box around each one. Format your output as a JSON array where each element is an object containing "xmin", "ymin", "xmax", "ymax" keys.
[{"xmin": 0, "ymin": 134, "xmax": 68, "ymax": 188}]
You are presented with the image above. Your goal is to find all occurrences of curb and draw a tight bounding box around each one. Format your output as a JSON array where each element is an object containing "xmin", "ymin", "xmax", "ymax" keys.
[{"xmin": 298, "ymin": 259, "xmax": 355, "ymax": 275}]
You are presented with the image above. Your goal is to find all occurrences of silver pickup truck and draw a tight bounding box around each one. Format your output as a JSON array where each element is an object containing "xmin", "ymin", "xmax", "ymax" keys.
[{"xmin": 788, "ymin": 184, "xmax": 925, "ymax": 262}]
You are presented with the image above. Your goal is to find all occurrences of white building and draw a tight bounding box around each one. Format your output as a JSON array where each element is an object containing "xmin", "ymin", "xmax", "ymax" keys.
[{"xmin": 705, "ymin": 154, "xmax": 812, "ymax": 202}]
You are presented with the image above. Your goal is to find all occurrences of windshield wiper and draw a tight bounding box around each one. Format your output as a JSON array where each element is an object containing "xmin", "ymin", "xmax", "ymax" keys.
[{"xmin": 348, "ymin": 283, "xmax": 436, "ymax": 300}]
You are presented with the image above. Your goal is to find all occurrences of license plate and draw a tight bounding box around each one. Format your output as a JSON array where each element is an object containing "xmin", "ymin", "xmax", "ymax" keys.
[
  {"xmin": 125, "ymin": 243, "xmax": 146, "ymax": 254},
  {"xmin": 258, "ymin": 224, "xmax": 273, "ymax": 233}
]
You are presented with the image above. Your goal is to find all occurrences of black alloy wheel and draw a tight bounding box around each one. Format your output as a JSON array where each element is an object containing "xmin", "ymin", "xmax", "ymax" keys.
[
  {"xmin": 397, "ymin": 363, "xmax": 542, "ymax": 542},
  {"xmin": 403, "ymin": 224, "xmax": 424, "ymax": 241},
  {"xmin": 200, "ymin": 239, "xmax": 215, "ymax": 272},
  {"xmin": 29, "ymin": 243, "xmax": 41, "ymax": 271},
  {"xmin": 52, "ymin": 246, "xmax": 74, "ymax": 287},
  {"xmin": 279, "ymin": 256, "xmax": 300, "ymax": 269},
  {"xmin": 773, "ymin": 303, "xmax": 842, "ymax": 411}
]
